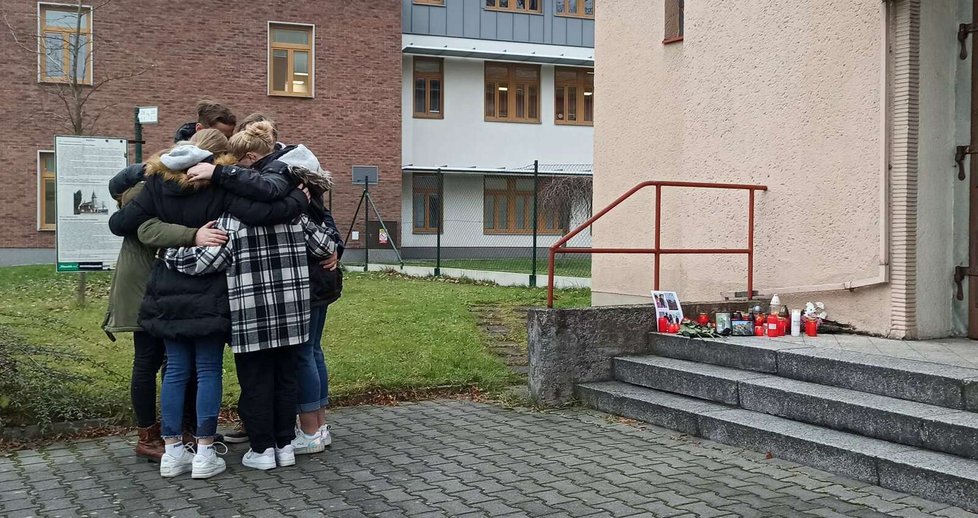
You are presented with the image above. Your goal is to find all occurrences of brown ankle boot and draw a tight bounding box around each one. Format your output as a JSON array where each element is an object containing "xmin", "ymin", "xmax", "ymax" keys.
[{"xmin": 135, "ymin": 423, "xmax": 164, "ymax": 462}]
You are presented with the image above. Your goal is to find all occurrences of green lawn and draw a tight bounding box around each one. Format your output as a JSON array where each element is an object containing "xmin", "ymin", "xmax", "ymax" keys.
[{"xmin": 0, "ymin": 265, "xmax": 588, "ymax": 428}]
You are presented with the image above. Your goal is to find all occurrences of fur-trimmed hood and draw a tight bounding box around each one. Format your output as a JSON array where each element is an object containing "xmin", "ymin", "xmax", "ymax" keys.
[{"xmin": 144, "ymin": 153, "xmax": 237, "ymax": 191}]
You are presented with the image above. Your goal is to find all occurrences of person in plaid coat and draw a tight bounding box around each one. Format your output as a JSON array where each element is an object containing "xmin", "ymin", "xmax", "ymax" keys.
[
  {"xmin": 186, "ymin": 118, "xmax": 343, "ymax": 453},
  {"xmin": 162, "ymin": 205, "xmax": 339, "ymax": 472},
  {"xmin": 168, "ymin": 122, "xmax": 340, "ymax": 471},
  {"xmin": 162, "ymin": 211, "xmax": 338, "ymax": 354}
]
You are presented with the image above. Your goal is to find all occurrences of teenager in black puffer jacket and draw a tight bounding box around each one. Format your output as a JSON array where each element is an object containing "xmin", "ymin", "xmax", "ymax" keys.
[{"xmin": 108, "ymin": 132, "xmax": 309, "ymax": 480}]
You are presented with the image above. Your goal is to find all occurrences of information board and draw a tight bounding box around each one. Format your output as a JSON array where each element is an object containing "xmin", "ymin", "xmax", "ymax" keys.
[{"xmin": 54, "ymin": 136, "xmax": 128, "ymax": 271}]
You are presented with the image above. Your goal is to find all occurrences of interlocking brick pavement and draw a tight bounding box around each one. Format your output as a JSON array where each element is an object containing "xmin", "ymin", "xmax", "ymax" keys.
[{"xmin": 1, "ymin": 400, "xmax": 976, "ymax": 517}]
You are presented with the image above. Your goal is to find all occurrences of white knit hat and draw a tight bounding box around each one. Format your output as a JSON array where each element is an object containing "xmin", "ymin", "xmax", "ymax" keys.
[{"xmin": 160, "ymin": 145, "xmax": 213, "ymax": 170}]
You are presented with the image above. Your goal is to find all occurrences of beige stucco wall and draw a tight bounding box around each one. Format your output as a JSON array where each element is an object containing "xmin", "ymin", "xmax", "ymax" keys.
[{"xmin": 592, "ymin": 1, "xmax": 895, "ymax": 334}]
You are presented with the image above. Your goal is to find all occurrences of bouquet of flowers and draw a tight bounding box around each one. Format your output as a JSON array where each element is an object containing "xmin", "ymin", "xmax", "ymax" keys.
[{"xmin": 804, "ymin": 302, "xmax": 827, "ymax": 325}]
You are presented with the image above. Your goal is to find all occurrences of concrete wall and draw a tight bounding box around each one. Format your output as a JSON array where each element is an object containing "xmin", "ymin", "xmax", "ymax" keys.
[
  {"xmin": 917, "ymin": 1, "xmax": 968, "ymax": 337},
  {"xmin": 592, "ymin": 1, "xmax": 894, "ymax": 334},
  {"xmin": 402, "ymin": 55, "xmax": 594, "ymax": 168},
  {"xmin": 528, "ymin": 305, "xmax": 657, "ymax": 405}
]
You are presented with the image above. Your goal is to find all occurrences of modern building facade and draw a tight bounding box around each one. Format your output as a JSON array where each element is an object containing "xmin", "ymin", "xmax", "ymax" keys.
[
  {"xmin": 399, "ymin": 0, "xmax": 595, "ymax": 258},
  {"xmin": 0, "ymin": 0, "xmax": 402, "ymax": 265},
  {"xmin": 592, "ymin": 0, "xmax": 973, "ymax": 339}
]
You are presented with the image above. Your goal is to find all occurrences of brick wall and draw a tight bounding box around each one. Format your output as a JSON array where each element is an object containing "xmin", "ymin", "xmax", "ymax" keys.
[{"xmin": 0, "ymin": 0, "xmax": 402, "ymax": 249}]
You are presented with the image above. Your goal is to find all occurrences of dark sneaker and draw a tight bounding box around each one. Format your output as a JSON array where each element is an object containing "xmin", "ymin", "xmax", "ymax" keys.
[{"xmin": 224, "ymin": 425, "xmax": 249, "ymax": 444}]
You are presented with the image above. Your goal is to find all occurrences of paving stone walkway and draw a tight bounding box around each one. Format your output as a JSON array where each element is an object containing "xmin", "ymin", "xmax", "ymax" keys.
[{"xmin": 1, "ymin": 400, "xmax": 975, "ymax": 518}]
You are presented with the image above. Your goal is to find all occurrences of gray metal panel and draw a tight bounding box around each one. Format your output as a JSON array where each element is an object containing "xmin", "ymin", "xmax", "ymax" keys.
[
  {"xmin": 429, "ymin": 5, "xmax": 448, "ymax": 36},
  {"xmin": 582, "ymin": 18, "xmax": 594, "ymax": 47},
  {"xmin": 404, "ymin": 0, "xmax": 594, "ymax": 48},
  {"xmin": 529, "ymin": 11, "xmax": 545, "ymax": 43},
  {"xmin": 480, "ymin": 6, "xmax": 497, "ymax": 39},
  {"xmin": 463, "ymin": 0, "xmax": 481, "ymax": 38},
  {"xmin": 551, "ymin": 12, "xmax": 567, "ymax": 45},
  {"xmin": 447, "ymin": 0, "xmax": 466, "ymax": 36},
  {"xmin": 565, "ymin": 17, "xmax": 583, "ymax": 46},
  {"xmin": 411, "ymin": 5, "xmax": 430, "ymax": 34},
  {"xmin": 496, "ymin": 11, "xmax": 514, "ymax": 40},
  {"xmin": 402, "ymin": 0, "xmax": 413, "ymax": 33},
  {"xmin": 513, "ymin": 11, "xmax": 531, "ymax": 41}
]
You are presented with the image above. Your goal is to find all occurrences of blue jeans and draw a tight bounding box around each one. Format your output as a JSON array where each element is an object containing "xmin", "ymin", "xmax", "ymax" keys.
[
  {"xmin": 160, "ymin": 337, "xmax": 224, "ymax": 439},
  {"xmin": 296, "ymin": 306, "xmax": 329, "ymax": 413}
]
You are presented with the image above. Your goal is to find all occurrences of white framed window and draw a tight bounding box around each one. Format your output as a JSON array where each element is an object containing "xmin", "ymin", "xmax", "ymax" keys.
[
  {"xmin": 38, "ymin": 150, "xmax": 56, "ymax": 231},
  {"xmin": 267, "ymin": 21, "xmax": 315, "ymax": 97},
  {"xmin": 38, "ymin": 2, "xmax": 93, "ymax": 84}
]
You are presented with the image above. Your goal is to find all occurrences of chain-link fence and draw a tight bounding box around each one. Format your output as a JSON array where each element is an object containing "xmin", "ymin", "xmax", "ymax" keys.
[{"xmin": 343, "ymin": 162, "xmax": 592, "ymax": 287}]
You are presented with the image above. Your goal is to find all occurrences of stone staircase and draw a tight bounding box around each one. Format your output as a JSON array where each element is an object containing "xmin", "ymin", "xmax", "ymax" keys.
[{"xmin": 576, "ymin": 333, "xmax": 978, "ymax": 512}]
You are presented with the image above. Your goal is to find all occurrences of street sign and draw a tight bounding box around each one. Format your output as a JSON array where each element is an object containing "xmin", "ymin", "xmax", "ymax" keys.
[
  {"xmin": 352, "ymin": 165, "xmax": 379, "ymax": 185},
  {"xmin": 137, "ymin": 106, "xmax": 158, "ymax": 125},
  {"xmin": 54, "ymin": 135, "xmax": 128, "ymax": 271}
]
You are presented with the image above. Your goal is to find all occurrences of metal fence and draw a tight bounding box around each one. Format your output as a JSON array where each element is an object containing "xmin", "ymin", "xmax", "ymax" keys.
[{"xmin": 342, "ymin": 162, "xmax": 592, "ymax": 287}]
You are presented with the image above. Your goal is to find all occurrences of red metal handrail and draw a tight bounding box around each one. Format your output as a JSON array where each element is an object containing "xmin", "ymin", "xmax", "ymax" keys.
[{"xmin": 546, "ymin": 180, "xmax": 768, "ymax": 308}]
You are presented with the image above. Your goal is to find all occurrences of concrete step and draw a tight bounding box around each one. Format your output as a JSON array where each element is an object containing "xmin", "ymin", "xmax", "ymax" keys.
[
  {"xmin": 616, "ymin": 355, "xmax": 978, "ymax": 460},
  {"xmin": 647, "ymin": 333, "xmax": 978, "ymax": 411},
  {"xmin": 577, "ymin": 381, "xmax": 978, "ymax": 513},
  {"xmin": 613, "ymin": 356, "xmax": 767, "ymax": 405}
]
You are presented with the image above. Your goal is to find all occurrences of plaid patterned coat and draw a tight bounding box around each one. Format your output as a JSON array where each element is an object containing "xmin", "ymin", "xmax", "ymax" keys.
[{"xmin": 162, "ymin": 214, "xmax": 339, "ymax": 354}]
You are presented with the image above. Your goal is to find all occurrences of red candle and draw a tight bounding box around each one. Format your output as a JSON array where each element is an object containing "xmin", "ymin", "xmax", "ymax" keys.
[
  {"xmin": 697, "ymin": 313, "xmax": 710, "ymax": 326},
  {"xmin": 658, "ymin": 316, "xmax": 669, "ymax": 333},
  {"xmin": 754, "ymin": 325, "xmax": 765, "ymax": 336},
  {"xmin": 669, "ymin": 322, "xmax": 681, "ymax": 334},
  {"xmin": 805, "ymin": 320, "xmax": 818, "ymax": 337},
  {"xmin": 767, "ymin": 314, "xmax": 780, "ymax": 338}
]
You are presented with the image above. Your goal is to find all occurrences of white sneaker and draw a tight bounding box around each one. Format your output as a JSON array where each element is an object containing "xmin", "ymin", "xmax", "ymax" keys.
[
  {"xmin": 242, "ymin": 447, "xmax": 277, "ymax": 470},
  {"xmin": 275, "ymin": 445, "xmax": 296, "ymax": 467},
  {"xmin": 160, "ymin": 443, "xmax": 195, "ymax": 478},
  {"xmin": 191, "ymin": 444, "xmax": 227, "ymax": 479},
  {"xmin": 292, "ymin": 429, "xmax": 325, "ymax": 455},
  {"xmin": 319, "ymin": 424, "xmax": 332, "ymax": 447}
]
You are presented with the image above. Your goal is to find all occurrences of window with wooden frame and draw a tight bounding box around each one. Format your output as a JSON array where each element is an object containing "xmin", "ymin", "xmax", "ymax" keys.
[
  {"xmin": 38, "ymin": 152, "xmax": 56, "ymax": 231},
  {"xmin": 484, "ymin": 0, "xmax": 541, "ymax": 14},
  {"xmin": 268, "ymin": 23, "xmax": 314, "ymax": 97},
  {"xmin": 555, "ymin": 67, "xmax": 593, "ymax": 125},
  {"xmin": 555, "ymin": 0, "xmax": 594, "ymax": 18},
  {"xmin": 39, "ymin": 4, "xmax": 92, "ymax": 84},
  {"xmin": 412, "ymin": 174, "xmax": 441, "ymax": 234},
  {"xmin": 413, "ymin": 58, "xmax": 444, "ymax": 119},
  {"xmin": 484, "ymin": 63, "xmax": 540, "ymax": 123},
  {"xmin": 664, "ymin": 0, "xmax": 684, "ymax": 44},
  {"xmin": 483, "ymin": 176, "xmax": 564, "ymax": 235}
]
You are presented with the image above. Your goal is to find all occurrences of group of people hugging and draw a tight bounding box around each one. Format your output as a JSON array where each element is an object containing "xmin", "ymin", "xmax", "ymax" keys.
[{"xmin": 103, "ymin": 101, "xmax": 343, "ymax": 479}]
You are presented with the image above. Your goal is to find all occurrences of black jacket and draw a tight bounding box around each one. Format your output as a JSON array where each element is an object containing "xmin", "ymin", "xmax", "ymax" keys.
[
  {"xmin": 307, "ymin": 197, "xmax": 343, "ymax": 307},
  {"xmin": 173, "ymin": 122, "xmax": 197, "ymax": 143},
  {"xmin": 109, "ymin": 169, "xmax": 309, "ymax": 341},
  {"xmin": 210, "ymin": 149, "xmax": 344, "ymax": 306}
]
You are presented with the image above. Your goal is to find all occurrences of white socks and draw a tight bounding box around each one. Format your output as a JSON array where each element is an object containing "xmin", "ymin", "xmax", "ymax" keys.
[{"xmin": 165, "ymin": 443, "xmax": 186, "ymax": 457}]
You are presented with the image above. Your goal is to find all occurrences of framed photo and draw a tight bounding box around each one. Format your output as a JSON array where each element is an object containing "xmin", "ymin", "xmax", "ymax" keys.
[
  {"xmin": 731, "ymin": 320, "xmax": 753, "ymax": 336},
  {"xmin": 651, "ymin": 290, "xmax": 684, "ymax": 325}
]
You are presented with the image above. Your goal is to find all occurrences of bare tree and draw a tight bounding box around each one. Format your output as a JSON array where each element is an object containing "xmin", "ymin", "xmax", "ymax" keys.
[
  {"xmin": 2, "ymin": 0, "xmax": 154, "ymax": 136},
  {"xmin": 2, "ymin": 0, "xmax": 154, "ymax": 303},
  {"xmin": 539, "ymin": 175, "xmax": 593, "ymax": 229}
]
